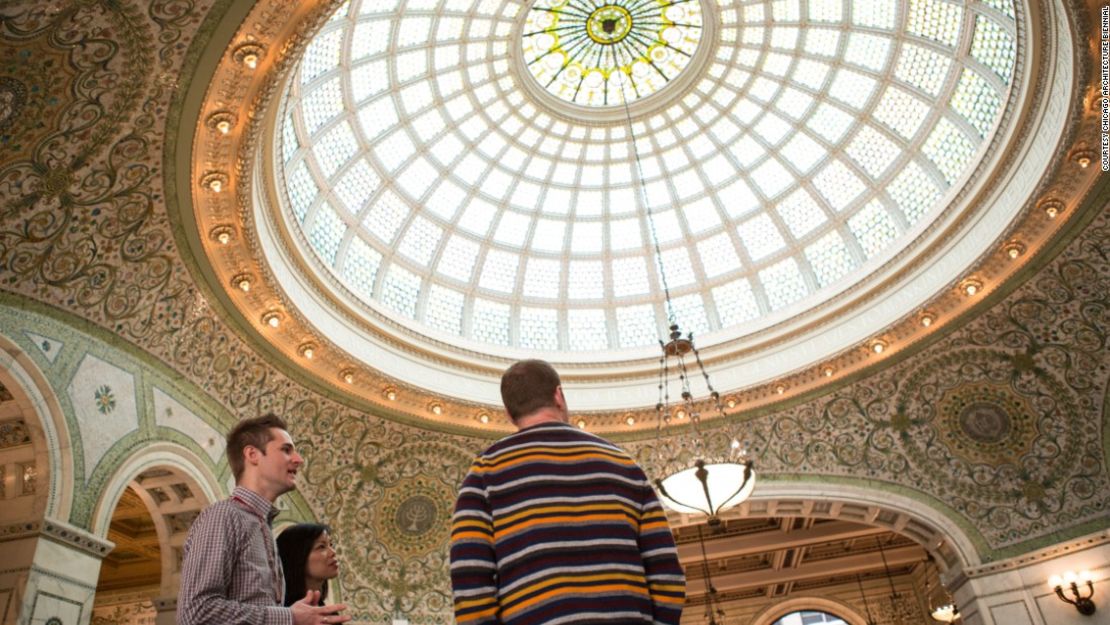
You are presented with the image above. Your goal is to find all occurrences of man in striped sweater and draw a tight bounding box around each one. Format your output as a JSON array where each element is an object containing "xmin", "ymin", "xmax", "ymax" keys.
[{"xmin": 450, "ymin": 359, "xmax": 686, "ymax": 625}]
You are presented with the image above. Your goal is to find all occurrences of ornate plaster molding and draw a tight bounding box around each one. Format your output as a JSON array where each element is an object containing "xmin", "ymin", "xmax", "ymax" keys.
[
  {"xmin": 40, "ymin": 518, "xmax": 114, "ymax": 559},
  {"xmin": 0, "ymin": 520, "xmax": 40, "ymax": 543},
  {"xmin": 960, "ymin": 529, "xmax": 1110, "ymax": 579},
  {"xmin": 0, "ymin": 518, "xmax": 113, "ymax": 558}
]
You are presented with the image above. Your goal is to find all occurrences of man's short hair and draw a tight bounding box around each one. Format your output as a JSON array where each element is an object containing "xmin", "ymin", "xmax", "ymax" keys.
[
  {"xmin": 226, "ymin": 413, "xmax": 288, "ymax": 482},
  {"xmin": 500, "ymin": 360, "xmax": 561, "ymax": 421}
]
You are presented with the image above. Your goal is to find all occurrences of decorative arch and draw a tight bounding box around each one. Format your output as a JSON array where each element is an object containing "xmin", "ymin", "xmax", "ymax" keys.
[
  {"xmin": 748, "ymin": 596, "xmax": 869, "ymax": 625},
  {"xmin": 91, "ymin": 442, "xmax": 223, "ymax": 596},
  {"xmin": 671, "ymin": 481, "xmax": 983, "ymax": 571},
  {"xmin": 0, "ymin": 331, "xmax": 74, "ymax": 521}
]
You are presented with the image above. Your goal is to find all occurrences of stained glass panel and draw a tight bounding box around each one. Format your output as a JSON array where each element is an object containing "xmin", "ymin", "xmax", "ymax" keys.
[{"xmin": 278, "ymin": 0, "xmax": 1016, "ymax": 351}]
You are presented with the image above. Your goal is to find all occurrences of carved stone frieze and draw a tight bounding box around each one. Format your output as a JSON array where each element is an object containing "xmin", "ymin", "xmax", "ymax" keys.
[{"xmin": 0, "ymin": 517, "xmax": 114, "ymax": 559}]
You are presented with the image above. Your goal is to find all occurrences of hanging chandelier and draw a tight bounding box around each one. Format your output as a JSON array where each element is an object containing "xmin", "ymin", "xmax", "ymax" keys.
[
  {"xmin": 607, "ymin": 35, "xmax": 755, "ymax": 525},
  {"xmin": 925, "ymin": 555, "xmax": 961, "ymax": 623},
  {"xmin": 649, "ymin": 321, "xmax": 755, "ymax": 524},
  {"xmin": 855, "ymin": 572, "xmax": 879, "ymax": 625},
  {"xmin": 874, "ymin": 536, "xmax": 919, "ymax": 625},
  {"xmin": 694, "ymin": 525, "xmax": 727, "ymax": 625}
]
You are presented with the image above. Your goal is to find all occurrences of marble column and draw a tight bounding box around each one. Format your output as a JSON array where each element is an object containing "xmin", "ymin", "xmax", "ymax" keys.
[
  {"xmin": 153, "ymin": 596, "xmax": 177, "ymax": 625},
  {"xmin": 0, "ymin": 518, "xmax": 112, "ymax": 625}
]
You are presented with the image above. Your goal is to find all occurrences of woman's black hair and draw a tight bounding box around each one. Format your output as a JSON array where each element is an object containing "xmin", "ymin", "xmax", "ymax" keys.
[{"xmin": 276, "ymin": 523, "xmax": 331, "ymax": 606}]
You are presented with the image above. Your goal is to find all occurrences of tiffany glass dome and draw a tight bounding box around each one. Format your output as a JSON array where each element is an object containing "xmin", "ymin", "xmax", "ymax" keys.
[{"xmin": 275, "ymin": 0, "xmax": 1016, "ymax": 357}]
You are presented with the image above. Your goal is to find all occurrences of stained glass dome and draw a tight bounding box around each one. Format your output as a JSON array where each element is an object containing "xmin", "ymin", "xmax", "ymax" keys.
[{"xmin": 276, "ymin": 0, "xmax": 1016, "ymax": 354}]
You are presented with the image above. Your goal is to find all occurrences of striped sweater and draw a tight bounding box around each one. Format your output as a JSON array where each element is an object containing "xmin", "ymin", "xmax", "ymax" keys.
[{"xmin": 450, "ymin": 421, "xmax": 685, "ymax": 625}]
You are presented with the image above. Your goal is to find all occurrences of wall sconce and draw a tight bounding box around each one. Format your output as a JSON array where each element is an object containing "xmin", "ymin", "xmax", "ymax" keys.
[
  {"xmin": 232, "ymin": 273, "xmax": 252, "ymax": 292},
  {"xmin": 1049, "ymin": 571, "xmax": 1096, "ymax": 615},
  {"xmin": 298, "ymin": 342, "xmax": 317, "ymax": 360},
  {"xmin": 201, "ymin": 171, "xmax": 228, "ymax": 194},
  {"xmin": 261, "ymin": 311, "xmax": 283, "ymax": 328},
  {"xmin": 1039, "ymin": 197, "xmax": 1064, "ymax": 219},
  {"xmin": 1069, "ymin": 146, "xmax": 1095, "ymax": 169},
  {"xmin": 206, "ymin": 111, "xmax": 237, "ymax": 135},
  {"xmin": 233, "ymin": 42, "xmax": 265, "ymax": 69},
  {"xmin": 960, "ymin": 278, "xmax": 983, "ymax": 296},
  {"xmin": 1003, "ymin": 241, "xmax": 1026, "ymax": 259},
  {"xmin": 209, "ymin": 225, "xmax": 235, "ymax": 245}
]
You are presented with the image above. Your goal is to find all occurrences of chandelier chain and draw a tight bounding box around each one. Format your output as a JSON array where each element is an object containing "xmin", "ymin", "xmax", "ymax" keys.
[{"xmin": 610, "ymin": 43, "xmax": 677, "ymax": 326}]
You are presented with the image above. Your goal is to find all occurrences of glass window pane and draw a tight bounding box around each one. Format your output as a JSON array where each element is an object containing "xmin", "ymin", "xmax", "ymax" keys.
[{"xmin": 567, "ymin": 309, "xmax": 608, "ymax": 350}]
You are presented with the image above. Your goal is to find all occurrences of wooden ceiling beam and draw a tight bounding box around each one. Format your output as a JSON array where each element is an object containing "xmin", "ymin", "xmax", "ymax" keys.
[
  {"xmin": 685, "ymin": 543, "xmax": 925, "ymax": 596},
  {"xmin": 677, "ymin": 521, "xmax": 889, "ymax": 562}
]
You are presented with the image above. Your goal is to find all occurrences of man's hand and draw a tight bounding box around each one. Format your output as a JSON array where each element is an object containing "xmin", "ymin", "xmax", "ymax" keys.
[{"xmin": 291, "ymin": 591, "xmax": 353, "ymax": 625}]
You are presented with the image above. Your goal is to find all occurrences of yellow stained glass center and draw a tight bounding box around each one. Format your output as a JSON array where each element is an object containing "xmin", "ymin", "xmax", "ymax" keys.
[
  {"xmin": 586, "ymin": 5, "xmax": 633, "ymax": 44},
  {"xmin": 521, "ymin": 0, "xmax": 704, "ymax": 107}
]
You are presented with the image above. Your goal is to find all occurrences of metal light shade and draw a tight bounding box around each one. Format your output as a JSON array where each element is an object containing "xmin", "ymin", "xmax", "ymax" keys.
[
  {"xmin": 930, "ymin": 604, "xmax": 960, "ymax": 622},
  {"xmin": 655, "ymin": 458, "xmax": 755, "ymax": 521}
]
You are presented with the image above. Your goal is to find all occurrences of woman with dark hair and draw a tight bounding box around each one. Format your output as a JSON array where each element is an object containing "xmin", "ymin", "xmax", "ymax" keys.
[{"xmin": 276, "ymin": 523, "xmax": 340, "ymax": 607}]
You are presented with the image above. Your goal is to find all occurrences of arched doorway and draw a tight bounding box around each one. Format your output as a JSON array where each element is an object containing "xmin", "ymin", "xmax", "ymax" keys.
[
  {"xmin": 91, "ymin": 462, "xmax": 216, "ymax": 625},
  {"xmin": 671, "ymin": 491, "xmax": 967, "ymax": 624},
  {"xmin": 92, "ymin": 484, "xmax": 161, "ymax": 624}
]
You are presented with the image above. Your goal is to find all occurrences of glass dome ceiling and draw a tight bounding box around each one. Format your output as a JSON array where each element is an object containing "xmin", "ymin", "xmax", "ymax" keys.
[{"xmin": 277, "ymin": 0, "xmax": 1016, "ymax": 354}]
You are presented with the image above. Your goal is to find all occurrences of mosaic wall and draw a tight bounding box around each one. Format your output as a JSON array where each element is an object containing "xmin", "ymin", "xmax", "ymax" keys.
[{"xmin": 0, "ymin": 0, "xmax": 1105, "ymax": 623}]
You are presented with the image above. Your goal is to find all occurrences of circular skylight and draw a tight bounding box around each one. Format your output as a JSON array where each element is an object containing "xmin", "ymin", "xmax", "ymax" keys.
[
  {"xmin": 521, "ymin": 0, "xmax": 704, "ymax": 107},
  {"xmin": 277, "ymin": 0, "xmax": 1016, "ymax": 354}
]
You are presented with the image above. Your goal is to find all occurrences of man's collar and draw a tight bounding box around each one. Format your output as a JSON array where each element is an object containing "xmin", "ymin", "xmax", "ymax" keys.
[
  {"xmin": 232, "ymin": 486, "xmax": 279, "ymax": 523},
  {"xmin": 516, "ymin": 421, "xmax": 574, "ymax": 433}
]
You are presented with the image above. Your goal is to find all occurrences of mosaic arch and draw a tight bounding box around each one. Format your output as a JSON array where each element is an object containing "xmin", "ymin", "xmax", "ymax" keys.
[
  {"xmin": 0, "ymin": 331, "xmax": 73, "ymax": 521},
  {"xmin": 663, "ymin": 485, "xmax": 977, "ymax": 570},
  {"xmin": 90, "ymin": 444, "xmax": 221, "ymax": 544}
]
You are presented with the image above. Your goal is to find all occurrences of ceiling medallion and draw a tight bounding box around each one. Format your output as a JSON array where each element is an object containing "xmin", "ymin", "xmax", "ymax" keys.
[{"xmin": 520, "ymin": 0, "xmax": 707, "ymax": 109}]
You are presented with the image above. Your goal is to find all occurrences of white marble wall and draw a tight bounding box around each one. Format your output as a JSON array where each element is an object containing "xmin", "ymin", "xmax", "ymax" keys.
[{"xmin": 952, "ymin": 531, "xmax": 1109, "ymax": 625}]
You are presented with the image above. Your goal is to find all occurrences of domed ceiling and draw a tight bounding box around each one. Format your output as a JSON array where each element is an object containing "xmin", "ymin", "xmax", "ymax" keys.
[
  {"xmin": 275, "ymin": 0, "xmax": 1015, "ymax": 356},
  {"xmin": 183, "ymin": 0, "xmax": 1090, "ymax": 428}
]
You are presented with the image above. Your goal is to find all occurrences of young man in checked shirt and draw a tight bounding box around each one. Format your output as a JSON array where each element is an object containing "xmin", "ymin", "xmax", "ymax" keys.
[{"xmin": 178, "ymin": 414, "xmax": 352, "ymax": 625}]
